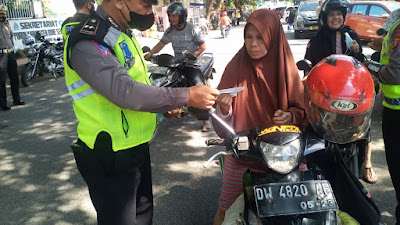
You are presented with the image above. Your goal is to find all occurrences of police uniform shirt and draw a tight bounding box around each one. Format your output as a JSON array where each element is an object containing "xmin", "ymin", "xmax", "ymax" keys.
[
  {"xmin": 379, "ymin": 26, "xmax": 400, "ymax": 86},
  {"xmin": 0, "ymin": 23, "xmax": 13, "ymax": 49},
  {"xmin": 70, "ymin": 7, "xmax": 189, "ymax": 113}
]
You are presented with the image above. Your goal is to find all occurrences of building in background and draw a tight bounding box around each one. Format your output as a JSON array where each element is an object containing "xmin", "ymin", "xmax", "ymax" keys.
[{"xmin": 1, "ymin": 0, "xmax": 75, "ymax": 50}]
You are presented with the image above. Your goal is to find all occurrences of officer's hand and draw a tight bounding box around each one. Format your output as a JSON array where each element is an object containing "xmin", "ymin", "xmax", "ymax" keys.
[
  {"xmin": 216, "ymin": 93, "xmax": 232, "ymax": 115},
  {"xmin": 188, "ymin": 85, "xmax": 219, "ymax": 109},
  {"xmin": 272, "ymin": 109, "xmax": 293, "ymax": 124},
  {"xmin": 163, "ymin": 108, "xmax": 181, "ymax": 118},
  {"xmin": 144, "ymin": 52, "xmax": 152, "ymax": 61},
  {"xmin": 350, "ymin": 40, "xmax": 359, "ymax": 54}
]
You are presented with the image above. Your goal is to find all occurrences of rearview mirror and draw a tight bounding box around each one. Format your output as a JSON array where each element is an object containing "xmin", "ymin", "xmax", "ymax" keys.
[{"xmin": 142, "ymin": 46, "xmax": 150, "ymax": 53}]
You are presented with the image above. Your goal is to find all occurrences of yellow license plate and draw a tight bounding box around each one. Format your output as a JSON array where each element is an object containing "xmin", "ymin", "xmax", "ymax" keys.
[{"xmin": 310, "ymin": 26, "xmax": 319, "ymax": 30}]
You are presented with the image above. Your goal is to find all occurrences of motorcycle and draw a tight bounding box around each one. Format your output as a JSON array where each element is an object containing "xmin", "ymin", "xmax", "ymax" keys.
[
  {"xmin": 221, "ymin": 25, "xmax": 229, "ymax": 38},
  {"xmin": 205, "ymin": 107, "xmax": 340, "ymax": 224},
  {"xmin": 202, "ymin": 55, "xmax": 380, "ymax": 224},
  {"xmin": 22, "ymin": 37, "xmax": 64, "ymax": 87},
  {"xmin": 204, "ymin": 113, "xmax": 379, "ymax": 224},
  {"xmin": 142, "ymin": 46, "xmax": 215, "ymax": 141}
]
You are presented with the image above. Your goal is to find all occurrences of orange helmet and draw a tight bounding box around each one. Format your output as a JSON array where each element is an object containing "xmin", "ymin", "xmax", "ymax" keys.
[{"xmin": 305, "ymin": 54, "xmax": 375, "ymax": 143}]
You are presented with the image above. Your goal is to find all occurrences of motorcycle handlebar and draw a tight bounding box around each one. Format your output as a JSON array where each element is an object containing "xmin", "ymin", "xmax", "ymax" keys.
[{"xmin": 205, "ymin": 139, "xmax": 227, "ymax": 146}]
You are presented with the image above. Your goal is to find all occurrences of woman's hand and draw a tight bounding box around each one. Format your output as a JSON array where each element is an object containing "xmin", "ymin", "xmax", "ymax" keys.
[
  {"xmin": 350, "ymin": 40, "xmax": 360, "ymax": 55},
  {"xmin": 272, "ymin": 109, "xmax": 293, "ymax": 124},
  {"xmin": 216, "ymin": 93, "xmax": 232, "ymax": 115}
]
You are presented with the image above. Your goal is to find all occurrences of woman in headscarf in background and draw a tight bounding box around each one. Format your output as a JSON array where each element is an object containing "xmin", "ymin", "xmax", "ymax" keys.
[
  {"xmin": 305, "ymin": 0, "xmax": 377, "ymax": 185},
  {"xmin": 212, "ymin": 9, "xmax": 306, "ymax": 225},
  {"xmin": 305, "ymin": 0, "xmax": 365, "ymax": 67}
]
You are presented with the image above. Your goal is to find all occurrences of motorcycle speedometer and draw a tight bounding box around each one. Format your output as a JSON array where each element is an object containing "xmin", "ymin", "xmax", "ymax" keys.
[{"xmin": 259, "ymin": 139, "xmax": 302, "ymax": 174}]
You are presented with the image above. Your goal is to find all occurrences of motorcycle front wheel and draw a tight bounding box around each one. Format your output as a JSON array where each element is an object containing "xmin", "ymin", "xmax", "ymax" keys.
[{"xmin": 22, "ymin": 63, "xmax": 39, "ymax": 87}]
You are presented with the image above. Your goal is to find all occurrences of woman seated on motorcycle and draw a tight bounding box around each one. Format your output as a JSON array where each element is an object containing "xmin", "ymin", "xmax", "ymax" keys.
[
  {"xmin": 305, "ymin": 0, "xmax": 377, "ymax": 184},
  {"xmin": 305, "ymin": 0, "xmax": 364, "ymax": 67},
  {"xmin": 212, "ymin": 9, "xmax": 306, "ymax": 225}
]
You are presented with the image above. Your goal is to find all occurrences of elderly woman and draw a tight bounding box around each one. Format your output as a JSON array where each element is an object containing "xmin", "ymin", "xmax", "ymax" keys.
[{"xmin": 212, "ymin": 9, "xmax": 306, "ymax": 225}]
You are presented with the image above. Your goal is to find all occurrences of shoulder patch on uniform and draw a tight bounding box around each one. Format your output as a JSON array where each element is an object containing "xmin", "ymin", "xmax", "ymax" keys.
[
  {"xmin": 119, "ymin": 40, "xmax": 135, "ymax": 69},
  {"xmin": 80, "ymin": 18, "xmax": 100, "ymax": 36},
  {"xmin": 392, "ymin": 27, "xmax": 400, "ymax": 50},
  {"xmin": 307, "ymin": 42, "xmax": 311, "ymax": 49},
  {"xmin": 92, "ymin": 41, "xmax": 110, "ymax": 55}
]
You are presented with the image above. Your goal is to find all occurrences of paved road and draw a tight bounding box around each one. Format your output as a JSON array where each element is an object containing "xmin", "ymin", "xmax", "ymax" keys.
[{"xmin": 0, "ymin": 21, "xmax": 396, "ymax": 225}]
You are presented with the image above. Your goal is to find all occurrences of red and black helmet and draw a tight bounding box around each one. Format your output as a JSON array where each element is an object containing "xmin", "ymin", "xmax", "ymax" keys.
[{"xmin": 305, "ymin": 54, "xmax": 375, "ymax": 144}]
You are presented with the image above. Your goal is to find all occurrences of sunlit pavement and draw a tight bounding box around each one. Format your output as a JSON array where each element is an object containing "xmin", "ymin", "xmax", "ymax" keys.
[{"xmin": 0, "ymin": 20, "xmax": 394, "ymax": 225}]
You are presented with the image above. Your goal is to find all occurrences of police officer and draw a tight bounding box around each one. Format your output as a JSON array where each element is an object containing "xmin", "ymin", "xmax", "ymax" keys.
[
  {"xmin": 64, "ymin": 0, "xmax": 218, "ymax": 224},
  {"xmin": 61, "ymin": 0, "xmax": 95, "ymax": 40},
  {"xmin": 0, "ymin": 5, "xmax": 24, "ymax": 111},
  {"xmin": 365, "ymin": 15, "xmax": 400, "ymax": 225}
]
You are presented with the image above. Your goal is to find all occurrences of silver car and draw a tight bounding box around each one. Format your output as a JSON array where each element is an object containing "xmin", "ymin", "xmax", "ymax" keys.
[{"xmin": 294, "ymin": 1, "xmax": 319, "ymax": 39}]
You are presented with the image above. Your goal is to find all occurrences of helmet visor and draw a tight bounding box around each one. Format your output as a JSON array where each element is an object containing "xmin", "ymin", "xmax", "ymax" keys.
[{"xmin": 306, "ymin": 102, "xmax": 372, "ymax": 144}]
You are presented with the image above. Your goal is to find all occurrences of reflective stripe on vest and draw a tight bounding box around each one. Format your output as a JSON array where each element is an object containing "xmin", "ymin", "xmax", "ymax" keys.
[
  {"xmin": 380, "ymin": 20, "xmax": 400, "ymax": 110},
  {"xmin": 64, "ymin": 24, "xmax": 156, "ymax": 151}
]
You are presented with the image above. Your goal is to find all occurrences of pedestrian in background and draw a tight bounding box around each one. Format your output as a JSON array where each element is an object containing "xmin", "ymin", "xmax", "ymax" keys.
[
  {"xmin": 61, "ymin": 0, "xmax": 95, "ymax": 40},
  {"xmin": 287, "ymin": 8, "xmax": 295, "ymax": 31},
  {"xmin": 0, "ymin": 5, "xmax": 25, "ymax": 111}
]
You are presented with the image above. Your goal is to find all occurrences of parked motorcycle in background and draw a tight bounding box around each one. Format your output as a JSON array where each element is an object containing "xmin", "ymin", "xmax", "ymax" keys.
[
  {"xmin": 142, "ymin": 46, "xmax": 215, "ymax": 141},
  {"xmin": 198, "ymin": 16, "xmax": 209, "ymax": 36},
  {"xmin": 21, "ymin": 34, "xmax": 64, "ymax": 87},
  {"xmin": 221, "ymin": 25, "xmax": 229, "ymax": 38}
]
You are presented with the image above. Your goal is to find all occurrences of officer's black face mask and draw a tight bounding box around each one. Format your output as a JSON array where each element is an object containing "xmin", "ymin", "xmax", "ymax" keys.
[{"xmin": 122, "ymin": 1, "xmax": 154, "ymax": 31}]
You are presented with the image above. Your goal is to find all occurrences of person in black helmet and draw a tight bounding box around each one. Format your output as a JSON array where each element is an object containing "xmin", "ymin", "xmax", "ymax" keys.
[
  {"xmin": 305, "ymin": 0, "xmax": 378, "ymax": 185},
  {"xmin": 144, "ymin": 2, "xmax": 211, "ymax": 132}
]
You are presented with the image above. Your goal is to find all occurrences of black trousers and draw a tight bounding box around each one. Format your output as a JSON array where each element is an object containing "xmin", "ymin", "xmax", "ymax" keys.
[
  {"xmin": 382, "ymin": 107, "xmax": 400, "ymax": 225},
  {"xmin": 72, "ymin": 133, "xmax": 153, "ymax": 225},
  {"xmin": 0, "ymin": 52, "xmax": 21, "ymax": 107}
]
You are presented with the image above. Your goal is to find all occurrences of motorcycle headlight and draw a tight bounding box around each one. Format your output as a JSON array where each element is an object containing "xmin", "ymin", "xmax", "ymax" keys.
[{"xmin": 259, "ymin": 139, "xmax": 302, "ymax": 174}]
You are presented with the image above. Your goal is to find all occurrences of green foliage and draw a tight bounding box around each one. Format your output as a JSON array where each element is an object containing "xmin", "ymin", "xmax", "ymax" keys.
[{"xmin": 94, "ymin": 0, "xmax": 103, "ymax": 5}]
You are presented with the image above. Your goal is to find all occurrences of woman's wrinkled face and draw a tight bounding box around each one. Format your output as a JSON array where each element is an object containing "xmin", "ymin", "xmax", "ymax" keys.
[
  {"xmin": 245, "ymin": 24, "xmax": 267, "ymax": 59},
  {"xmin": 327, "ymin": 9, "xmax": 344, "ymax": 30}
]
